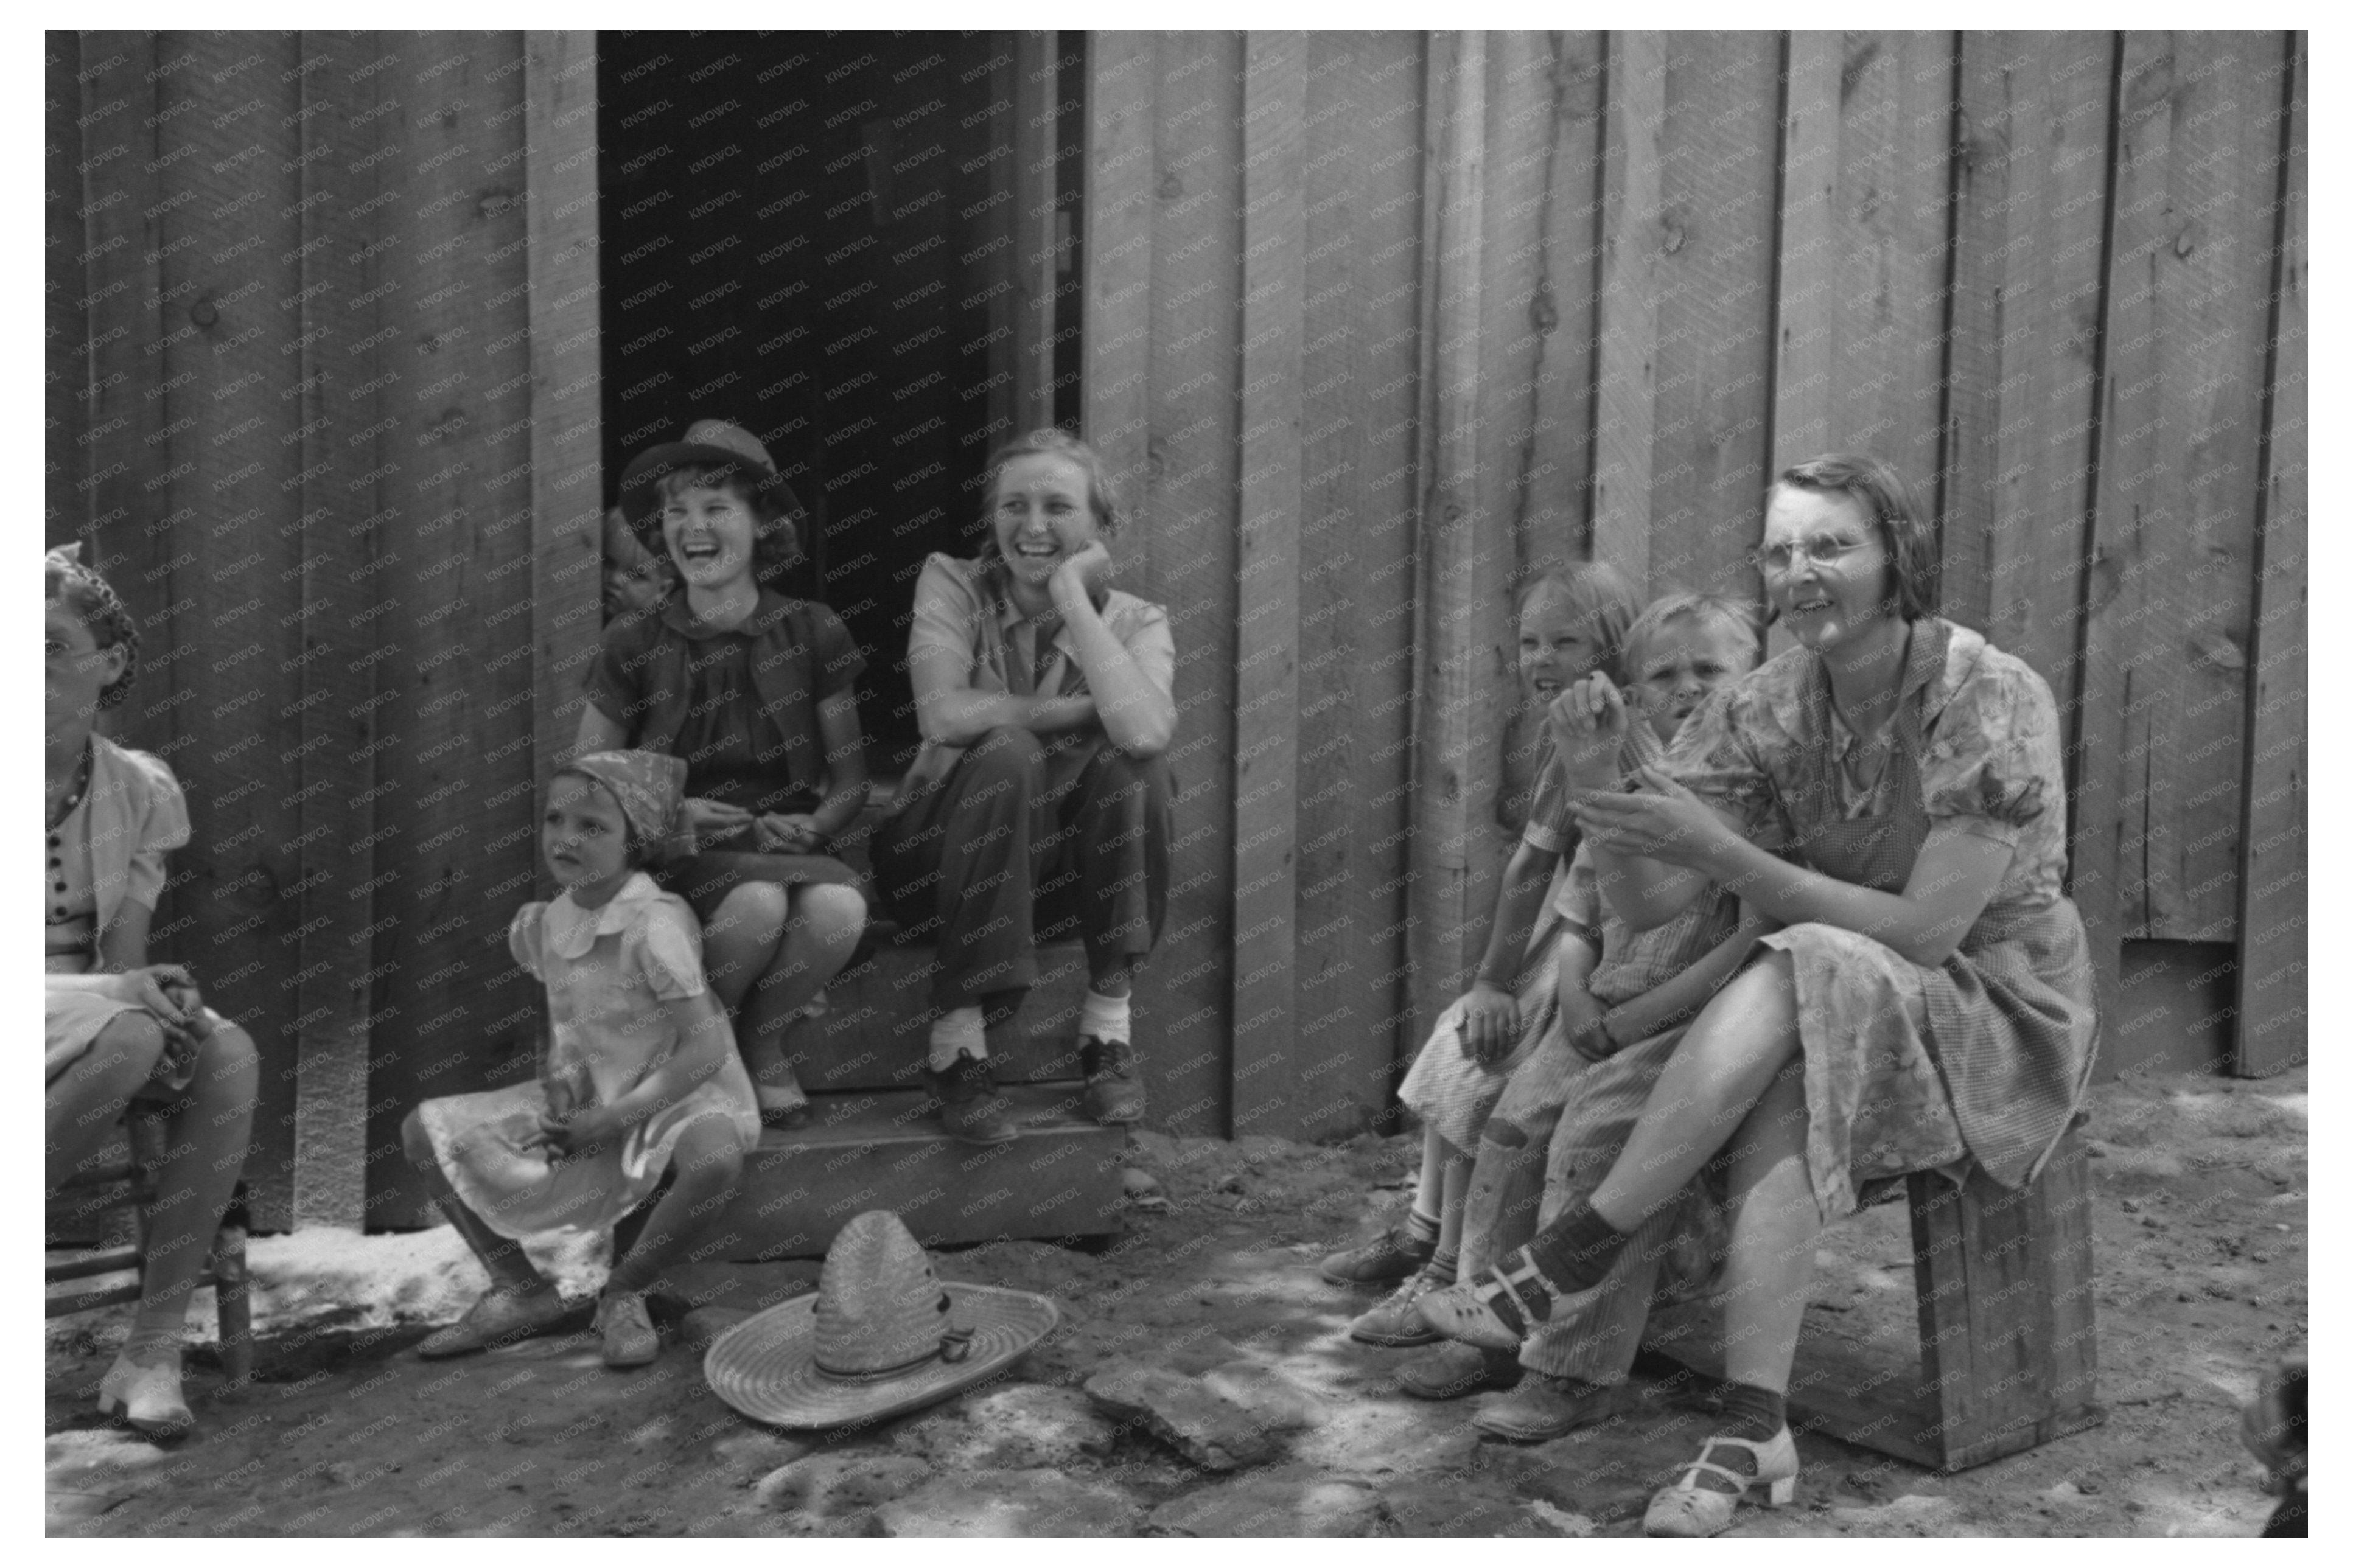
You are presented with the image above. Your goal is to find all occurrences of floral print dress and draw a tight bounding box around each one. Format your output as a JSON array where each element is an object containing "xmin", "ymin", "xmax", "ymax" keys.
[{"xmin": 1664, "ymin": 618, "xmax": 2097, "ymax": 1219}]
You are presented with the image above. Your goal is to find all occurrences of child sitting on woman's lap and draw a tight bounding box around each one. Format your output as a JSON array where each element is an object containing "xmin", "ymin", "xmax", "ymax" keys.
[{"xmin": 402, "ymin": 751, "xmax": 760, "ymax": 1369}]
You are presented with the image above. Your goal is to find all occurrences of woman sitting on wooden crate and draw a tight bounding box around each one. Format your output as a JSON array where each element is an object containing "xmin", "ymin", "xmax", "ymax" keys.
[
  {"xmin": 44, "ymin": 545, "xmax": 260, "ymax": 1440},
  {"xmin": 1415, "ymin": 454, "xmax": 2098, "ymax": 1537},
  {"xmin": 872, "ymin": 429, "xmax": 1178, "ymax": 1145}
]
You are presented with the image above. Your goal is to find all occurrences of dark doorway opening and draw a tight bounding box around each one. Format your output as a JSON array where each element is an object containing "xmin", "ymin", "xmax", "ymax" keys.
[{"xmin": 597, "ymin": 32, "xmax": 1085, "ymax": 772}]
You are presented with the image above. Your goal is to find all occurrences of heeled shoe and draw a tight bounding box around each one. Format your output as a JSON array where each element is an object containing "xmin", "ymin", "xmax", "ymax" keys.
[
  {"xmin": 97, "ymin": 1345, "xmax": 193, "ymax": 1440},
  {"xmin": 1414, "ymin": 1248, "xmax": 1563, "ymax": 1351},
  {"xmin": 1641, "ymin": 1427, "xmax": 1800, "ymax": 1538}
]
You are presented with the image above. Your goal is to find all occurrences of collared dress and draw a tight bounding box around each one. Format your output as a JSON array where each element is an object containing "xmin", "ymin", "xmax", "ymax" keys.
[
  {"xmin": 415, "ymin": 873, "xmax": 761, "ymax": 1240},
  {"xmin": 584, "ymin": 587, "xmax": 869, "ymax": 916},
  {"xmin": 1665, "ymin": 617, "xmax": 2097, "ymax": 1218},
  {"xmin": 44, "ymin": 734, "xmax": 206, "ymax": 1090}
]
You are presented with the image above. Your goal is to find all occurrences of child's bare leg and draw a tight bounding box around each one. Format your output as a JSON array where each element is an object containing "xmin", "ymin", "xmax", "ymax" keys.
[
  {"xmin": 1435, "ymin": 1145, "xmax": 1473, "ymax": 1266},
  {"xmin": 400, "ymin": 1109, "xmax": 549, "ymax": 1294},
  {"xmin": 740, "ymin": 884, "xmax": 865, "ymax": 1094},
  {"xmin": 604, "ymin": 1118, "xmax": 745, "ymax": 1297},
  {"xmin": 45, "ymin": 1012, "xmax": 169, "ymax": 1184},
  {"xmin": 130, "ymin": 1021, "xmax": 259, "ymax": 1348}
]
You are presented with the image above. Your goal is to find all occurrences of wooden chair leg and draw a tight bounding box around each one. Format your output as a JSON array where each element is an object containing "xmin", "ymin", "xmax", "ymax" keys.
[{"xmin": 211, "ymin": 1221, "xmax": 254, "ymax": 1389}]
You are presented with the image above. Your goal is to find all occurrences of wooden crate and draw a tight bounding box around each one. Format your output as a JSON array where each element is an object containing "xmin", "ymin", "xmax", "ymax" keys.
[{"xmin": 1645, "ymin": 1126, "xmax": 2102, "ymax": 1473}]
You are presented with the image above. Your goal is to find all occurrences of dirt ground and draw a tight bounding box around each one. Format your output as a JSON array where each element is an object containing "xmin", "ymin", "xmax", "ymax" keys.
[{"xmin": 46, "ymin": 1065, "xmax": 2304, "ymax": 1538}]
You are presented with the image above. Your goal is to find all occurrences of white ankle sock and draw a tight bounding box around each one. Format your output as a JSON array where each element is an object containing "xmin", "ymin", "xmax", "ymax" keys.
[
  {"xmin": 1079, "ymin": 988, "xmax": 1131, "ymax": 1043},
  {"xmin": 928, "ymin": 1007, "xmax": 986, "ymax": 1073}
]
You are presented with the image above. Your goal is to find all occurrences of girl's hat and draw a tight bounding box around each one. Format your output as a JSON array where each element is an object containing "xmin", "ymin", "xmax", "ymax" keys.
[
  {"xmin": 703, "ymin": 1210, "xmax": 1060, "ymax": 1429},
  {"xmin": 618, "ymin": 419, "xmax": 806, "ymax": 529},
  {"xmin": 559, "ymin": 750, "xmax": 690, "ymax": 862}
]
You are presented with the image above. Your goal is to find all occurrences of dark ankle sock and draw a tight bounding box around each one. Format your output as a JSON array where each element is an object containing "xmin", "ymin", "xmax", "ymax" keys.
[
  {"xmin": 1717, "ymin": 1381, "xmax": 1786, "ymax": 1444},
  {"xmin": 1427, "ymin": 1247, "xmax": 1459, "ymax": 1283},
  {"xmin": 1404, "ymin": 1208, "xmax": 1441, "ymax": 1247},
  {"xmin": 1524, "ymin": 1200, "xmax": 1634, "ymax": 1294}
]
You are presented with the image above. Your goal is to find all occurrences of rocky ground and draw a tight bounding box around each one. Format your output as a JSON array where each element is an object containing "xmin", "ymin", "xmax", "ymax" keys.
[{"xmin": 46, "ymin": 1065, "xmax": 2304, "ymax": 1538}]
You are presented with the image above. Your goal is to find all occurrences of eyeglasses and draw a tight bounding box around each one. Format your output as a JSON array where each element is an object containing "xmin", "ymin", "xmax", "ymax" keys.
[{"xmin": 1749, "ymin": 535, "xmax": 1874, "ymax": 575}]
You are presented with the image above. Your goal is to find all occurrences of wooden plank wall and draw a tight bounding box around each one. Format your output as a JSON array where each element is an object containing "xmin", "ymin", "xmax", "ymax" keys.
[
  {"xmin": 63, "ymin": 32, "xmax": 598, "ymax": 1228},
  {"xmin": 1083, "ymin": 30, "xmax": 1430, "ymax": 1137},
  {"xmin": 2229, "ymin": 33, "xmax": 2306, "ymax": 1075},
  {"xmin": 52, "ymin": 28, "xmax": 2305, "ymax": 1202}
]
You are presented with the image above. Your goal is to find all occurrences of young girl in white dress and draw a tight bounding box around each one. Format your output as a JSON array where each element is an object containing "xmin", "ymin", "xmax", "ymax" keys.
[{"xmin": 400, "ymin": 750, "xmax": 760, "ymax": 1369}]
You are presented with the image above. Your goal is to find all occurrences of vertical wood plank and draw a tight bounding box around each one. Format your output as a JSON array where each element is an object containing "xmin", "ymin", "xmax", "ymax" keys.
[
  {"xmin": 1828, "ymin": 31, "xmax": 1956, "ymax": 497},
  {"xmin": 1296, "ymin": 30, "xmax": 1425, "ymax": 1117},
  {"xmin": 1229, "ymin": 31, "xmax": 1305, "ymax": 1137},
  {"xmin": 147, "ymin": 31, "xmax": 310, "ymax": 1230},
  {"xmin": 1590, "ymin": 30, "xmax": 1663, "ymax": 590},
  {"xmin": 1945, "ymin": 31, "xmax": 2116, "ymax": 690},
  {"xmin": 287, "ymin": 31, "xmax": 390, "ymax": 1232},
  {"xmin": 1405, "ymin": 31, "xmax": 1494, "ymax": 1048},
  {"xmin": 2232, "ymin": 32, "xmax": 2305, "ymax": 1076},
  {"xmin": 46, "ymin": 32, "xmax": 86, "ymax": 547},
  {"xmin": 1081, "ymin": 31, "xmax": 1155, "ymax": 506},
  {"xmin": 358, "ymin": 33, "xmax": 547, "ymax": 1227},
  {"xmin": 2076, "ymin": 32, "xmax": 2281, "ymax": 956},
  {"xmin": 1480, "ymin": 33, "xmax": 1608, "ymax": 827},
  {"xmin": 1140, "ymin": 30, "xmax": 1245, "ymax": 1137},
  {"xmin": 989, "ymin": 31, "xmax": 1061, "ymax": 443},
  {"xmin": 1771, "ymin": 32, "xmax": 1841, "ymax": 475},
  {"xmin": 525, "ymin": 31, "xmax": 606, "ymax": 843},
  {"xmin": 77, "ymin": 36, "xmax": 174, "ymax": 754}
]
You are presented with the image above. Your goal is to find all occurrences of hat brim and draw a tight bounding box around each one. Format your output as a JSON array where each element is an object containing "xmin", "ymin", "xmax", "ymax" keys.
[
  {"xmin": 703, "ymin": 1282, "xmax": 1060, "ymax": 1430},
  {"xmin": 618, "ymin": 442, "xmax": 800, "ymax": 527}
]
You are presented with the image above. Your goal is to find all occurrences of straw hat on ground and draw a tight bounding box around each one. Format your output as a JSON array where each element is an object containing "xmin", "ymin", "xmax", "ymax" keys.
[{"xmin": 704, "ymin": 1210, "xmax": 1060, "ymax": 1429}]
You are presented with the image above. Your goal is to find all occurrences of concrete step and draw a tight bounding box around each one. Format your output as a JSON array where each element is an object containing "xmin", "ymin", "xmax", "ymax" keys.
[
  {"xmin": 704, "ymin": 1081, "xmax": 1128, "ymax": 1261},
  {"xmin": 749, "ymin": 932, "xmax": 1094, "ymax": 1094}
]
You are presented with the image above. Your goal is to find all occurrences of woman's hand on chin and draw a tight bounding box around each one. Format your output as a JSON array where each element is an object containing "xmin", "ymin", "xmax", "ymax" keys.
[
  {"xmin": 1050, "ymin": 539, "xmax": 1114, "ymax": 610},
  {"xmin": 1570, "ymin": 766, "xmax": 1738, "ymax": 869}
]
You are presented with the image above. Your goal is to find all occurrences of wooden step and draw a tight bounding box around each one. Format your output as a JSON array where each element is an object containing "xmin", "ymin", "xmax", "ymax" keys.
[
  {"xmin": 700, "ymin": 1082, "xmax": 1128, "ymax": 1261},
  {"xmin": 747, "ymin": 933, "xmax": 1094, "ymax": 1093}
]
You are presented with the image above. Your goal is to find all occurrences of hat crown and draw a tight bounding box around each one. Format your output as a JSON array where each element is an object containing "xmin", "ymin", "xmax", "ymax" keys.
[
  {"xmin": 680, "ymin": 419, "xmax": 775, "ymax": 475},
  {"xmin": 811, "ymin": 1211, "xmax": 970, "ymax": 1380}
]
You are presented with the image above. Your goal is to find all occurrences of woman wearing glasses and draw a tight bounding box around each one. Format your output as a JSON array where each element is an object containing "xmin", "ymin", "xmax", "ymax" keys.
[{"xmin": 1416, "ymin": 453, "xmax": 2097, "ymax": 1536}]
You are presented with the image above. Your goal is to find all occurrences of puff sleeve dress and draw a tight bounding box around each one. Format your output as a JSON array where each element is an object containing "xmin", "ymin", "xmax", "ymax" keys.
[
  {"xmin": 1662, "ymin": 618, "xmax": 2097, "ymax": 1220},
  {"xmin": 44, "ymin": 736, "xmax": 200, "ymax": 1088},
  {"xmin": 416, "ymin": 873, "xmax": 761, "ymax": 1239}
]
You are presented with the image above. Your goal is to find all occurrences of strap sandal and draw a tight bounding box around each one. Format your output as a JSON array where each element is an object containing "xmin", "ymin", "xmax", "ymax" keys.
[
  {"xmin": 1641, "ymin": 1427, "xmax": 1800, "ymax": 1538},
  {"xmin": 96, "ymin": 1345, "xmax": 192, "ymax": 1440},
  {"xmin": 417, "ymin": 1284, "xmax": 569, "ymax": 1359},
  {"xmin": 1413, "ymin": 1247, "xmax": 1560, "ymax": 1351}
]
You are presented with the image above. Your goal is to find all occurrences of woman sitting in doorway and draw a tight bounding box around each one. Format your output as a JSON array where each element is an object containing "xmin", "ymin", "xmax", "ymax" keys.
[{"xmin": 872, "ymin": 428, "xmax": 1178, "ymax": 1145}]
